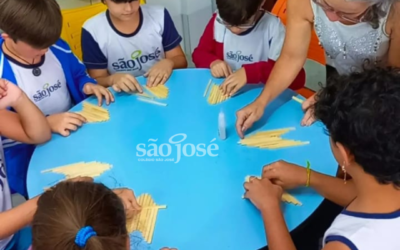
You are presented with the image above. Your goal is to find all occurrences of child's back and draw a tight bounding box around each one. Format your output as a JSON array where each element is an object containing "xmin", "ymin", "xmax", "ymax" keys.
[{"xmin": 313, "ymin": 67, "xmax": 400, "ymax": 250}]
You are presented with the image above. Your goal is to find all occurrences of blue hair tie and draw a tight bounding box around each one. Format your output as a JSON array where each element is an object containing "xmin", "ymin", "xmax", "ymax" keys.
[{"xmin": 75, "ymin": 226, "xmax": 97, "ymax": 247}]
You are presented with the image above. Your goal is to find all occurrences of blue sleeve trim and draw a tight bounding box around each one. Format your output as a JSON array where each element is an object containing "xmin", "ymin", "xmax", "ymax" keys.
[
  {"xmin": 81, "ymin": 28, "xmax": 108, "ymax": 69},
  {"xmin": 325, "ymin": 235, "xmax": 358, "ymax": 250},
  {"xmin": 162, "ymin": 8, "xmax": 182, "ymax": 52}
]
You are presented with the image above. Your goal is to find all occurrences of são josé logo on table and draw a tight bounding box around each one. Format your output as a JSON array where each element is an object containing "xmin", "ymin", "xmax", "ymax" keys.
[
  {"xmin": 112, "ymin": 47, "xmax": 162, "ymax": 72},
  {"xmin": 136, "ymin": 133, "xmax": 219, "ymax": 163}
]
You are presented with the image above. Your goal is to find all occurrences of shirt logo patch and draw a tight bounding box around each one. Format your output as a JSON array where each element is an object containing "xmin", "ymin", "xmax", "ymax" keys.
[
  {"xmin": 33, "ymin": 80, "xmax": 63, "ymax": 102},
  {"xmin": 226, "ymin": 51, "xmax": 254, "ymax": 63},
  {"xmin": 112, "ymin": 48, "xmax": 161, "ymax": 72}
]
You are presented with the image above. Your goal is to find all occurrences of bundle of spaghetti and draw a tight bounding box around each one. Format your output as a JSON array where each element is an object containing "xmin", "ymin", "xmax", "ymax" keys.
[
  {"xmin": 244, "ymin": 176, "xmax": 302, "ymax": 205},
  {"xmin": 207, "ymin": 84, "xmax": 229, "ymax": 105},
  {"xmin": 76, "ymin": 101, "xmax": 110, "ymax": 122},
  {"xmin": 41, "ymin": 161, "xmax": 113, "ymax": 179},
  {"xmin": 126, "ymin": 193, "xmax": 166, "ymax": 243},
  {"xmin": 239, "ymin": 127, "xmax": 309, "ymax": 149},
  {"xmin": 145, "ymin": 84, "xmax": 169, "ymax": 99}
]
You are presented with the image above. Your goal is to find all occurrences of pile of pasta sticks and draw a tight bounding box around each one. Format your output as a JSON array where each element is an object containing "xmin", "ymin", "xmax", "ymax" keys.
[
  {"xmin": 144, "ymin": 84, "xmax": 169, "ymax": 99},
  {"xmin": 77, "ymin": 102, "xmax": 110, "ymax": 122},
  {"xmin": 204, "ymin": 79, "xmax": 229, "ymax": 105},
  {"xmin": 243, "ymin": 176, "xmax": 302, "ymax": 205},
  {"xmin": 41, "ymin": 161, "xmax": 113, "ymax": 179},
  {"xmin": 239, "ymin": 127, "xmax": 309, "ymax": 149},
  {"xmin": 126, "ymin": 193, "xmax": 166, "ymax": 243}
]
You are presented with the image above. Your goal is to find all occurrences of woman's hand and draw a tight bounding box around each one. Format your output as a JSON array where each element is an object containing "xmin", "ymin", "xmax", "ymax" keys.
[
  {"xmin": 46, "ymin": 112, "xmax": 86, "ymax": 137},
  {"xmin": 83, "ymin": 83, "xmax": 114, "ymax": 106},
  {"xmin": 262, "ymin": 160, "xmax": 308, "ymax": 189},
  {"xmin": 301, "ymin": 93, "xmax": 317, "ymax": 126},
  {"xmin": 220, "ymin": 67, "xmax": 247, "ymax": 96},
  {"xmin": 145, "ymin": 59, "xmax": 174, "ymax": 87},
  {"xmin": 235, "ymin": 100, "xmax": 265, "ymax": 138}
]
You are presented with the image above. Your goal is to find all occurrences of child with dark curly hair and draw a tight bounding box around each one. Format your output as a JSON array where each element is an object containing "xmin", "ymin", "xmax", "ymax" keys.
[{"xmin": 244, "ymin": 67, "xmax": 400, "ymax": 250}]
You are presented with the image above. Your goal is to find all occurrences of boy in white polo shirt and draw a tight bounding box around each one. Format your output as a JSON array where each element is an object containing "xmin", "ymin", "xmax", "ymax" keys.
[
  {"xmin": 0, "ymin": 0, "xmax": 113, "ymax": 198},
  {"xmin": 192, "ymin": 0, "xmax": 305, "ymax": 96},
  {"xmin": 82, "ymin": 0, "xmax": 188, "ymax": 92}
]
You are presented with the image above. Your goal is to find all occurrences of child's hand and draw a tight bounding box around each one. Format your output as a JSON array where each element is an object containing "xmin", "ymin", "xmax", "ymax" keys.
[
  {"xmin": 46, "ymin": 112, "xmax": 86, "ymax": 137},
  {"xmin": 110, "ymin": 73, "xmax": 143, "ymax": 93},
  {"xmin": 83, "ymin": 83, "xmax": 114, "ymax": 106},
  {"xmin": 244, "ymin": 176, "xmax": 283, "ymax": 211},
  {"xmin": 262, "ymin": 160, "xmax": 308, "ymax": 189},
  {"xmin": 0, "ymin": 79, "xmax": 24, "ymax": 109},
  {"xmin": 113, "ymin": 188, "xmax": 141, "ymax": 218},
  {"xmin": 210, "ymin": 60, "xmax": 232, "ymax": 78},
  {"xmin": 220, "ymin": 67, "xmax": 247, "ymax": 96},
  {"xmin": 301, "ymin": 94, "xmax": 317, "ymax": 126},
  {"xmin": 144, "ymin": 59, "xmax": 174, "ymax": 87}
]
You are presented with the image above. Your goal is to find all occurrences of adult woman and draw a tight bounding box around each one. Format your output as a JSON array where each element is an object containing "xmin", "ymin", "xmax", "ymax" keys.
[{"xmin": 235, "ymin": 0, "xmax": 400, "ymax": 137}]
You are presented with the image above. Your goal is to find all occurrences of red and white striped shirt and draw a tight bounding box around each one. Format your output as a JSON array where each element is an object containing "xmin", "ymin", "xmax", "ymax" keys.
[{"xmin": 192, "ymin": 12, "xmax": 305, "ymax": 89}]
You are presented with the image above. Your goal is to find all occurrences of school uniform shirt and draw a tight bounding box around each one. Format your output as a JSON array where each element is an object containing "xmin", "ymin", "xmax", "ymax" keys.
[
  {"xmin": 0, "ymin": 38, "xmax": 96, "ymax": 197},
  {"xmin": 0, "ymin": 139, "xmax": 13, "ymax": 250},
  {"xmin": 323, "ymin": 209, "xmax": 400, "ymax": 250},
  {"xmin": 192, "ymin": 11, "xmax": 305, "ymax": 90},
  {"xmin": 81, "ymin": 5, "xmax": 182, "ymax": 77}
]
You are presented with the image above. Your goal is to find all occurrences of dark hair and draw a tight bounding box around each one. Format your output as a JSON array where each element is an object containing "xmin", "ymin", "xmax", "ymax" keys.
[
  {"xmin": 313, "ymin": 67, "xmax": 400, "ymax": 188},
  {"xmin": 216, "ymin": 0, "xmax": 264, "ymax": 26},
  {"xmin": 32, "ymin": 182, "xmax": 128, "ymax": 250},
  {"xmin": 0, "ymin": 0, "xmax": 62, "ymax": 49},
  {"xmin": 359, "ymin": 0, "xmax": 399, "ymax": 29}
]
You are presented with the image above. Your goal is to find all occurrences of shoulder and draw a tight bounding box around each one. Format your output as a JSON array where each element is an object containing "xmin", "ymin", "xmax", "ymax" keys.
[
  {"xmin": 51, "ymin": 39, "xmax": 73, "ymax": 53},
  {"xmin": 82, "ymin": 11, "xmax": 107, "ymax": 33},
  {"xmin": 258, "ymin": 12, "xmax": 286, "ymax": 33},
  {"xmin": 141, "ymin": 4, "xmax": 166, "ymax": 20}
]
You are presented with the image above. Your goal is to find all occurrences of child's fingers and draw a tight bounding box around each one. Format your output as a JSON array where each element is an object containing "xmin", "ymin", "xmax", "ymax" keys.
[
  {"xmin": 230, "ymin": 84, "xmax": 242, "ymax": 97},
  {"xmin": 64, "ymin": 123, "xmax": 78, "ymax": 132},
  {"xmin": 68, "ymin": 112, "xmax": 87, "ymax": 124},
  {"xmin": 93, "ymin": 89, "xmax": 103, "ymax": 106},
  {"xmin": 112, "ymin": 83, "xmax": 122, "ymax": 92}
]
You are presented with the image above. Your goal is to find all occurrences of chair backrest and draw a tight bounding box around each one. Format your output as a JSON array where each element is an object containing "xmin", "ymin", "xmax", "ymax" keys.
[
  {"xmin": 61, "ymin": 1, "xmax": 146, "ymax": 60},
  {"xmin": 271, "ymin": 0, "xmax": 326, "ymax": 65}
]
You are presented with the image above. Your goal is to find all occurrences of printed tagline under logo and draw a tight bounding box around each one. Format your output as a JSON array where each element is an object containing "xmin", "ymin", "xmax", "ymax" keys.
[{"xmin": 136, "ymin": 133, "xmax": 219, "ymax": 163}]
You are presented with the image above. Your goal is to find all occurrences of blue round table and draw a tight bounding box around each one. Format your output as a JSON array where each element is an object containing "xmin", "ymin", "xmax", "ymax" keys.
[{"xmin": 28, "ymin": 69, "xmax": 337, "ymax": 250}]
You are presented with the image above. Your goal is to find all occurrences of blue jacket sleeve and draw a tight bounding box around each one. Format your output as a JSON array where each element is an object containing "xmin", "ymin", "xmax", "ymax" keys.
[{"xmin": 53, "ymin": 39, "xmax": 97, "ymax": 95}]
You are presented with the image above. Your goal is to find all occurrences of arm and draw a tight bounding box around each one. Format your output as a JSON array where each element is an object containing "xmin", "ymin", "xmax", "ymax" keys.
[
  {"xmin": 255, "ymin": 0, "xmax": 313, "ymax": 106},
  {"xmin": 0, "ymin": 196, "xmax": 38, "ymax": 239},
  {"xmin": 310, "ymin": 171, "xmax": 356, "ymax": 207},
  {"xmin": 260, "ymin": 204, "xmax": 296, "ymax": 250},
  {"xmin": 0, "ymin": 93, "xmax": 51, "ymax": 144},
  {"xmin": 387, "ymin": 2, "xmax": 400, "ymax": 67},
  {"xmin": 192, "ymin": 14, "xmax": 221, "ymax": 68},
  {"xmin": 162, "ymin": 8, "xmax": 187, "ymax": 69},
  {"xmin": 242, "ymin": 61, "xmax": 306, "ymax": 89}
]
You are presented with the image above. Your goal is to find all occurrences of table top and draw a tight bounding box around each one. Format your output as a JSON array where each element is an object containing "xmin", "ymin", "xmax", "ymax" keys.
[{"xmin": 28, "ymin": 68, "xmax": 337, "ymax": 250}]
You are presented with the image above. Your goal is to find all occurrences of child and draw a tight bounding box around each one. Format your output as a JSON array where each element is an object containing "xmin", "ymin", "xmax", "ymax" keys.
[
  {"xmin": 192, "ymin": 0, "xmax": 305, "ymax": 96},
  {"xmin": 81, "ymin": 0, "xmax": 188, "ymax": 92},
  {"xmin": 0, "ymin": 79, "xmax": 50, "ymax": 250},
  {"xmin": 244, "ymin": 67, "xmax": 400, "ymax": 250},
  {"xmin": 0, "ymin": 0, "xmax": 114, "ymax": 197},
  {"xmin": 32, "ymin": 181, "xmax": 176, "ymax": 250}
]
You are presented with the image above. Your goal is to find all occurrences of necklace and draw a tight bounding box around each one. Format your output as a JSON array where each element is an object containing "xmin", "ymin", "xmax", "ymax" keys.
[{"xmin": 3, "ymin": 42, "xmax": 42, "ymax": 77}]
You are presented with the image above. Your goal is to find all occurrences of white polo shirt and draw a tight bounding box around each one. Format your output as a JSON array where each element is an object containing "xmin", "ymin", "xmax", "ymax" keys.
[{"xmin": 82, "ymin": 5, "xmax": 182, "ymax": 77}]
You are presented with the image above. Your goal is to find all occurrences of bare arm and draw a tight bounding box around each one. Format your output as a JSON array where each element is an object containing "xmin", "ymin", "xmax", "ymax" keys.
[
  {"xmin": 261, "ymin": 204, "xmax": 296, "ymax": 250},
  {"xmin": 387, "ymin": 2, "xmax": 400, "ymax": 67},
  {"xmin": 0, "ymin": 196, "xmax": 38, "ymax": 239},
  {"xmin": 87, "ymin": 69, "xmax": 112, "ymax": 88},
  {"xmin": 310, "ymin": 171, "xmax": 356, "ymax": 207},
  {"xmin": 256, "ymin": 0, "xmax": 314, "ymax": 107},
  {"xmin": 0, "ymin": 93, "xmax": 51, "ymax": 144},
  {"xmin": 165, "ymin": 45, "xmax": 188, "ymax": 69}
]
